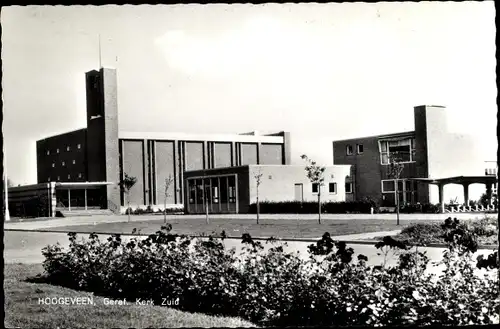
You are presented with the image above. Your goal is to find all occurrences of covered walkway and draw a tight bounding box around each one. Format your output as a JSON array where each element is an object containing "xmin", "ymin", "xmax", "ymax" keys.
[{"xmin": 409, "ymin": 175, "xmax": 498, "ymax": 213}]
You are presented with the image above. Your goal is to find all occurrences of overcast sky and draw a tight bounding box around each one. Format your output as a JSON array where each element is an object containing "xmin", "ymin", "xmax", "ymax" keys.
[{"xmin": 1, "ymin": 2, "xmax": 497, "ymax": 186}]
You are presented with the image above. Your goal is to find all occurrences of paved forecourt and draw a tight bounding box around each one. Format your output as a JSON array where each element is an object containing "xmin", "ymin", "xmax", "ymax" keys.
[{"xmin": 4, "ymin": 212, "xmax": 490, "ymax": 231}]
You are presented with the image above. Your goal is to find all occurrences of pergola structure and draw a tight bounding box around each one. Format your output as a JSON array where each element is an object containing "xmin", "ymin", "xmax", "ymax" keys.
[{"xmin": 408, "ymin": 175, "xmax": 498, "ymax": 213}]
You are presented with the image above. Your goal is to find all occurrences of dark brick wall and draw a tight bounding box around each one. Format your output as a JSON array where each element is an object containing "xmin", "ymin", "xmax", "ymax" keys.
[{"xmin": 36, "ymin": 128, "xmax": 87, "ymax": 183}]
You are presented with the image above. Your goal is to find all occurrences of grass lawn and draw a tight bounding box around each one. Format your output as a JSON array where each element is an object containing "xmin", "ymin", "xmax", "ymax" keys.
[
  {"xmin": 4, "ymin": 263, "xmax": 256, "ymax": 328},
  {"xmin": 38, "ymin": 217, "xmax": 442, "ymax": 239}
]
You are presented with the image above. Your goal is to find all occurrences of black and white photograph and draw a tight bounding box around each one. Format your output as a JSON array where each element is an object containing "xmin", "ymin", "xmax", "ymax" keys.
[{"xmin": 2, "ymin": 2, "xmax": 499, "ymax": 328}]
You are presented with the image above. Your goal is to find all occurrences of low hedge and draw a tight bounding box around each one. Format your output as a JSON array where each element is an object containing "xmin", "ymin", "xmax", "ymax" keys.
[
  {"xmin": 39, "ymin": 219, "xmax": 499, "ymax": 327},
  {"xmin": 248, "ymin": 201, "xmax": 376, "ymax": 214}
]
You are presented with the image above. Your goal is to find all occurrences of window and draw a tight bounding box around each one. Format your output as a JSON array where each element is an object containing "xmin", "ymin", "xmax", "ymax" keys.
[
  {"xmin": 379, "ymin": 138, "xmax": 416, "ymax": 164},
  {"xmin": 220, "ymin": 176, "xmax": 228, "ymax": 203},
  {"xmin": 329, "ymin": 182, "xmax": 337, "ymax": 194},
  {"xmin": 48, "ymin": 177, "xmax": 51, "ymax": 182},
  {"xmin": 62, "ymin": 161, "xmax": 65, "ymax": 166},
  {"xmin": 268, "ymin": 175, "xmax": 272, "ymax": 180},
  {"xmin": 312, "ymin": 183, "xmax": 319, "ymax": 193},
  {"xmin": 77, "ymin": 144, "xmax": 81, "ymax": 149},
  {"xmin": 56, "ymin": 148, "xmax": 60, "ymax": 154},
  {"xmin": 46, "ymin": 150, "xmax": 50, "ymax": 155},
  {"xmin": 345, "ymin": 182, "xmax": 353, "ymax": 194},
  {"xmin": 72, "ymin": 160, "xmax": 76, "ymax": 164},
  {"xmin": 52, "ymin": 163, "xmax": 55, "ymax": 168},
  {"xmin": 228, "ymin": 175, "xmax": 236, "ymax": 203},
  {"xmin": 66, "ymin": 146, "xmax": 70, "ymax": 151},
  {"xmin": 381, "ymin": 179, "xmax": 418, "ymax": 206},
  {"xmin": 57, "ymin": 176, "xmax": 60, "ymax": 181},
  {"xmin": 189, "ymin": 181, "xmax": 196, "ymax": 204},
  {"xmin": 195, "ymin": 180, "xmax": 204, "ymax": 204},
  {"xmin": 68, "ymin": 174, "xmax": 71, "ymax": 179},
  {"xmin": 211, "ymin": 178, "xmax": 219, "ymax": 204},
  {"xmin": 382, "ymin": 180, "xmax": 396, "ymax": 192},
  {"xmin": 346, "ymin": 145, "xmax": 353, "ymax": 155},
  {"xmin": 78, "ymin": 173, "xmax": 82, "ymax": 178},
  {"xmin": 357, "ymin": 144, "xmax": 364, "ymax": 154}
]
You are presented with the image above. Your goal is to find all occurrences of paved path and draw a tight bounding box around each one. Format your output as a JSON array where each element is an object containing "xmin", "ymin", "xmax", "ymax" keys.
[
  {"xmin": 4, "ymin": 231, "xmax": 495, "ymax": 279},
  {"xmin": 4, "ymin": 212, "xmax": 490, "ymax": 231}
]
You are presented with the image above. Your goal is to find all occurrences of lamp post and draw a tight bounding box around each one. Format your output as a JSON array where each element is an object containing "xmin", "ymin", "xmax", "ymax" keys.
[{"xmin": 4, "ymin": 151, "xmax": 10, "ymax": 221}]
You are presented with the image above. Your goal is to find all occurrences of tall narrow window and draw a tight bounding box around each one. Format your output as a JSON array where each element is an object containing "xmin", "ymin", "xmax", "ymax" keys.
[
  {"xmin": 312, "ymin": 183, "xmax": 319, "ymax": 193},
  {"xmin": 346, "ymin": 145, "xmax": 353, "ymax": 155},
  {"xmin": 62, "ymin": 161, "xmax": 65, "ymax": 167},
  {"xmin": 219, "ymin": 176, "xmax": 228, "ymax": 203},
  {"xmin": 52, "ymin": 163, "xmax": 55, "ymax": 168},
  {"xmin": 345, "ymin": 182, "xmax": 353, "ymax": 194},
  {"xmin": 196, "ymin": 179, "xmax": 203, "ymax": 205},
  {"xmin": 68, "ymin": 174, "xmax": 71, "ymax": 179},
  {"xmin": 66, "ymin": 146, "xmax": 71, "ymax": 151},
  {"xmin": 72, "ymin": 160, "xmax": 76, "ymax": 164},
  {"xmin": 77, "ymin": 144, "xmax": 81, "ymax": 149},
  {"xmin": 357, "ymin": 144, "xmax": 364, "ymax": 154},
  {"xmin": 46, "ymin": 150, "xmax": 50, "ymax": 155},
  {"xmin": 189, "ymin": 181, "xmax": 196, "ymax": 204},
  {"xmin": 56, "ymin": 148, "xmax": 60, "ymax": 154},
  {"xmin": 211, "ymin": 177, "xmax": 219, "ymax": 204},
  {"xmin": 329, "ymin": 182, "xmax": 337, "ymax": 194},
  {"xmin": 228, "ymin": 175, "xmax": 236, "ymax": 203}
]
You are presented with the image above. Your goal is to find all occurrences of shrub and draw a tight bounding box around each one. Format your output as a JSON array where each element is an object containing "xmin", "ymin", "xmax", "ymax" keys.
[
  {"xmin": 40, "ymin": 219, "xmax": 500, "ymax": 327},
  {"xmin": 247, "ymin": 201, "xmax": 376, "ymax": 214}
]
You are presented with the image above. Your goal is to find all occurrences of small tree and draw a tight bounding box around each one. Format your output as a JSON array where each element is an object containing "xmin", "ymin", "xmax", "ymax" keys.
[
  {"xmin": 163, "ymin": 174, "xmax": 174, "ymax": 224},
  {"xmin": 120, "ymin": 173, "xmax": 137, "ymax": 222},
  {"xmin": 301, "ymin": 154, "xmax": 326, "ymax": 224},
  {"xmin": 388, "ymin": 153, "xmax": 405, "ymax": 226},
  {"xmin": 254, "ymin": 168, "xmax": 264, "ymax": 224}
]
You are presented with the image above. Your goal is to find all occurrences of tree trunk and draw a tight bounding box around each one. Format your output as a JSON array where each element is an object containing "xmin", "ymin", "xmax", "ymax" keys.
[
  {"xmin": 164, "ymin": 196, "xmax": 167, "ymax": 224},
  {"xmin": 395, "ymin": 181, "xmax": 400, "ymax": 226},
  {"xmin": 205, "ymin": 193, "xmax": 209, "ymax": 225},
  {"xmin": 256, "ymin": 194, "xmax": 260, "ymax": 225},
  {"xmin": 127, "ymin": 196, "xmax": 131, "ymax": 222},
  {"xmin": 318, "ymin": 190, "xmax": 321, "ymax": 224}
]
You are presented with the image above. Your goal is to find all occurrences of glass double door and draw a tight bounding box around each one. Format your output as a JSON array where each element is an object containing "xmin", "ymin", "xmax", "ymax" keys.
[{"xmin": 187, "ymin": 175, "xmax": 237, "ymax": 214}]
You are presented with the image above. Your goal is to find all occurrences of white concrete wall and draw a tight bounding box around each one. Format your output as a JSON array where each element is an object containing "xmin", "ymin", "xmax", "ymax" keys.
[{"xmin": 247, "ymin": 165, "xmax": 352, "ymax": 203}]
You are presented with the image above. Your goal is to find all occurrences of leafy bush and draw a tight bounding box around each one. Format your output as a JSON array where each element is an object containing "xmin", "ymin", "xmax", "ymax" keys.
[
  {"xmin": 40, "ymin": 219, "xmax": 500, "ymax": 327},
  {"xmin": 248, "ymin": 201, "xmax": 376, "ymax": 214}
]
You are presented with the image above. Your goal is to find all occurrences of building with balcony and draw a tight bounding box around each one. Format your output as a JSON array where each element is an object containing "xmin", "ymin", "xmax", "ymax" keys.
[{"xmin": 332, "ymin": 105, "xmax": 496, "ymax": 212}]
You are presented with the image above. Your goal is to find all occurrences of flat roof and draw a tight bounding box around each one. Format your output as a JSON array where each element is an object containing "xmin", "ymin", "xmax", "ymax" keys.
[
  {"xmin": 409, "ymin": 176, "xmax": 497, "ymax": 185},
  {"xmin": 119, "ymin": 131, "xmax": 285, "ymax": 143},
  {"xmin": 332, "ymin": 131, "xmax": 415, "ymax": 143}
]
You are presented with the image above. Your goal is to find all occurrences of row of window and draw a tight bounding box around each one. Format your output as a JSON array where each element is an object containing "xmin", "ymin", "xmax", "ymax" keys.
[
  {"xmin": 46, "ymin": 144, "xmax": 82, "ymax": 155},
  {"xmin": 311, "ymin": 182, "xmax": 353, "ymax": 194},
  {"xmin": 51, "ymin": 160, "xmax": 77, "ymax": 168},
  {"xmin": 188, "ymin": 176, "xmax": 237, "ymax": 205},
  {"xmin": 346, "ymin": 144, "xmax": 363, "ymax": 155},
  {"xmin": 379, "ymin": 138, "xmax": 416, "ymax": 165},
  {"xmin": 48, "ymin": 173, "xmax": 83, "ymax": 182}
]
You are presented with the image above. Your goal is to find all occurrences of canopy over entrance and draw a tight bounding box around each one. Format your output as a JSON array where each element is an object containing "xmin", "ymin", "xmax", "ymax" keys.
[{"xmin": 408, "ymin": 176, "xmax": 497, "ymax": 213}]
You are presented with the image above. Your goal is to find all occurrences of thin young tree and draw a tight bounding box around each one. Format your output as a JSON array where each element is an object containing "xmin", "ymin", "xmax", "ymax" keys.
[
  {"xmin": 388, "ymin": 153, "xmax": 405, "ymax": 226},
  {"xmin": 120, "ymin": 173, "xmax": 137, "ymax": 222},
  {"xmin": 163, "ymin": 174, "xmax": 174, "ymax": 224},
  {"xmin": 301, "ymin": 154, "xmax": 326, "ymax": 224},
  {"xmin": 254, "ymin": 168, "xmax": 264, "ymax": 224}
]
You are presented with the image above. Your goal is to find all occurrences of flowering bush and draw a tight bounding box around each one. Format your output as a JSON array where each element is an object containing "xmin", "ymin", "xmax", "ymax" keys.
[{"xmin": 40, "ymin": 219, "xmax": 499, "ymax": 327}]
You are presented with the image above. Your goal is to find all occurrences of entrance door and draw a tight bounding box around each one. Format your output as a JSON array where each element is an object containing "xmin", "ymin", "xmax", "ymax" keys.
[{"xmin": 294, "ymin": 184, "xmax": 304, "ymax": 202}]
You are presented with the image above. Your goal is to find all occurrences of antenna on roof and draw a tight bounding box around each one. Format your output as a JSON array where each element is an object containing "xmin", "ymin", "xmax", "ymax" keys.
[{"xmin": 98, "ymin": 34, "xmax": 102, "ymax": 69}]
